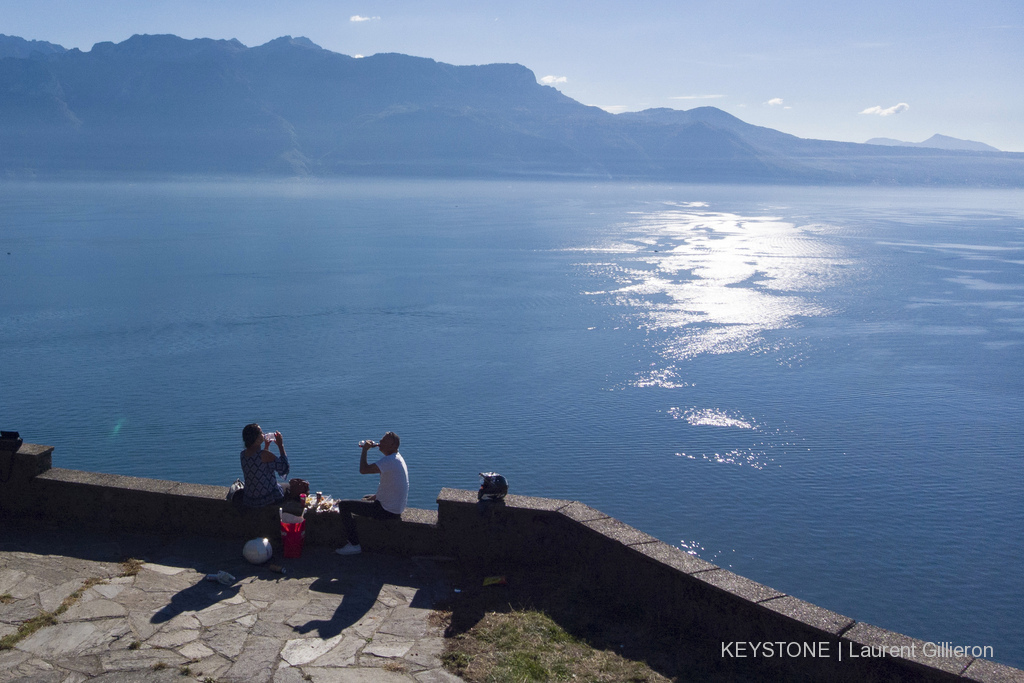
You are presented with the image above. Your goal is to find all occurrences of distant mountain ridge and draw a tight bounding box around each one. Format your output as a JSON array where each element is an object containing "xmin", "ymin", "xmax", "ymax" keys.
[
  {"xmin": 0, "ymin": 34, "xmax": 66, "ymax": 59},
  {"xmin": 866, "ymin": 134, "xmax": 1000, "ymax": 153},
  {"xmin": 0, "ymin": 33, "xmax": 1021, "ymax": 186}
]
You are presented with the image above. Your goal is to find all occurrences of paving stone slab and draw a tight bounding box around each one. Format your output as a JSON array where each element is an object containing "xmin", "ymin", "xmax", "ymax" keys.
[
  {"xmin": 307, "ymin": 669, "xmax": 415, "ymax": 682},
  {"xmin": 156, "ymin": 610, "xmax": 202, "ymax": 634},
  {"xmin": 117, "ymin": 588, "xmax": 175, "ymax": 612},
  {"xmin": 0, "ymin": 597, "xmax": 41, "ymax": 623},
  {"xmin": 195, "ymin": 600, "xmax": 258, "ymax": 627},
  {"xmin": 0, "ymin": 527, "xmax": 467, "ymax": 683},
  {"xmin": 403, "ymin": 637, "xmax": 445, "ymax": 671},
  {"xmin": 4, "ymin": 574, "xmax": 49, "ymax": 600},
  {"xmin": 88, "ymin": 670, "xmax": 184, "ymax": 682},
  {"xmin": 237, "ymin": 612, "xmax": 258, "ymax": 627},
  {"xmin": 254, "ymin": 619, "xmax": 304, "ymax": 640},
  {"xmin": 0, "ymin": 569, "xmax": 28, "ymax": 594},
  {"xmin": 274, "ymin": 664, "xmax": 309, "ymax": 683},
  {"xmin": 143, "ymin": 562, "xmax": 190, "ymax": 576},
  {"xmin": 0, "ymin": 649, "xmax": 32, "ymax": 675},
  {"xmin": 127, "ymin": 610, "xmax": 163, "ymax": 641},
  {"xmin": 259, "ymin": 598, "xmax": 311, "ymax": 623},
  {"xmin": 309, "ymin": 635, "xmax": 366, "ymax": 668},
  {"xmin": 243, "ymin": 579, "xmax": 315, "ymax": 602},
  {"xmin": 89, "ymin": 583, "xmax": 127, "ymax": 600},
  {"xmin": 281, "ymin": 633, "xmax": 346, "ymax": 666},
  {"xmin": 148, "ymin": 627, "xmax": 200, "ymax": 648},
  {"xmin": 415, "ymin": 669, "xmax": 468, "ymax": 683},
  {"xmin": 133, "ymin": 569, "xmax": 196, "ymax": 594},
  {"xmin": 99, "ymin": 647, "xmax": 187, "ymax": 672},
  {"xmin": 60, "ymin": 598, "xmax": 127, "ymax": 621},
  {"xmin": 189, "ymin": 652, "xmax": 234, "ymax": 680},
  {"xmin": 10, "ymin": 658, "xmax": 65, "ymax": 683},
  {"xmin": 351, "ymin": 613, "xmax": 386, "ymax": 639},
  {"xmin": 375, "ymin": 587, "xmax": 408, "ymax": 609},
  {"xmin": 203, "ymin": 620, "xmax": 251, "ymax": 658},
  {"xmin": 359, "ymin": 652, "xmax": 415, "ymax": 671},
  {"xmin": 52, "ymin": 653, "xmax": 104, "ymax": 676},
  {"xmin": 177, "ymin": 639, "xmax": 215, "ymax": 660},
  {"xmin": 38, "ymin": 579, "xmax": 84, "ymax": 613},
  {"xmin": 221, "ymin": 635, "xmax": 284, "ymax": 683},
  {"xmin": 377, "ymin": 606, "xmax": 431, "ymax": 639},
  {"xmin": 16, "ymin": 621, "xmax": 113, "ymax": 659},
  {"xmin": 363, "ymin": 635, "xmax": 414, "ymax": 659}
]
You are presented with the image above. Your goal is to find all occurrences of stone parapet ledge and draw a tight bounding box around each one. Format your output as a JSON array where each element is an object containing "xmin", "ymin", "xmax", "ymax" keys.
[
  {"xmin": 0, "ymin": 443, "xmax": 55, "ymax": 515},
  {"xmin": 6, "ymin": 448, "xmax": 440, "ymax": 556},
  {"xmin": 1, "ymin": 449, "xmax": 1021, "ymax": 681},
  {"xmin": 434, "ymin": 486, "xmax": 1022, "ymax": 683},
  {"xmin": 305, "ymin": 506, "xmax": 440, "ymax": 556}
]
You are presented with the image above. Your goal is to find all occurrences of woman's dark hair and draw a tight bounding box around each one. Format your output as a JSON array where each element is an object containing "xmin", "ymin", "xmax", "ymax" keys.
[{"xmin": 242, "ymin": 423, "xmax": 261, "ymax": 448}]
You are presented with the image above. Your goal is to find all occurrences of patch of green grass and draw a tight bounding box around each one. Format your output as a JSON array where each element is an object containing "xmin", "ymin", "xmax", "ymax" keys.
[
  {"xmin": 0, "ymin": 610, "xmax": 57, "ymax": 650},
  {"xmin": 152, "ymin": 661, "xmax": 168, "ymax": 671},
  {"xmin": 0, "ymin": 575, "xmax": 108, "ymax": 651},
  {"xmin": 128, "ymin": 640, "xmax": 141, "ymax": 650},
  {"xmin": 442, "ymin": 651, "xmax": 471, "ymax": 669},
  {"xmin": 497, "ymin": 651, "xmax": 548, "ymax": 681},
  {"xmin": 0, "ymin": 593, "xmax": 14, "ymax": 604},
  {"xmin": 179, "ymin": 665, "xmax": 192, "ymax": 676},
  {"xmin": 64, "ymin": 577, "xmax": 106, "ymax": 606},
  {"xmin": 441, "ymin": 609, "xmax": 667, "ymax": 683}
]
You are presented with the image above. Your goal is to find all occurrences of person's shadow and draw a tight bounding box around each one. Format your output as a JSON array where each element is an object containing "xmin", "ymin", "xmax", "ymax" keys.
[
  {"xmin": 151, "ymin": 579, "xmax": 241, "ymax": 624},
  {"xmin": 290, "ymin": 572, "xmax": 384, "ymax": 639}
]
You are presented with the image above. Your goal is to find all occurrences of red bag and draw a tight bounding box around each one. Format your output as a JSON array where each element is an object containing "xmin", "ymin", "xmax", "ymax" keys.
[{"xmin": 280, "ymin": 511, "xmax": 305, "ymax": 558}]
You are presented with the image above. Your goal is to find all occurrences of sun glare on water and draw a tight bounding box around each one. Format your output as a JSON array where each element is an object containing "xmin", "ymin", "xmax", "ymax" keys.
[{"xmin": 578, "ymin": 203, "xmax": 855, "ymax": 387}]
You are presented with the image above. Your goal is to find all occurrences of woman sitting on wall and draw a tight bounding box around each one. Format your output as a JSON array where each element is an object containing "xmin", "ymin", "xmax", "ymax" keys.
[{"xmin": 239, "ymin": 423, "xmax": 289, "ymax": 508}]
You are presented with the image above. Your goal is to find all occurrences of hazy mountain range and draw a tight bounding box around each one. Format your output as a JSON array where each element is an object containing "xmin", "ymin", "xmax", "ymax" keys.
[
  {"xmin": 2, "ymin": 33, "xmax": 1022, "ymax": 186},
  {"xmin": 865, "ymin": 134, "xmax": 1000, "ymax": 153}
]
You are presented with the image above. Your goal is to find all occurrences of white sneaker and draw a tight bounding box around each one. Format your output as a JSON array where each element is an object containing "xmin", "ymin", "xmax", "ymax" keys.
[{"xmin": 335, "ymin": 543, "xmax": 362, "ymax": 556}]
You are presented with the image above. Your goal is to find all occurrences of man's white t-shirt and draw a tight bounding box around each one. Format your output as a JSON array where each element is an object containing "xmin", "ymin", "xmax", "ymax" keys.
[{"xmin": 375, "ymin": 452, "xmax": 409, "ymax": 515}]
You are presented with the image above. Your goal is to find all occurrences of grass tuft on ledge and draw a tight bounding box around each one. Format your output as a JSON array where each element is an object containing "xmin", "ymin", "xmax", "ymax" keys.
[
  {"xmin": 437, "ymin": 609, "xmax": 669, "ymax": 683},
  {"xmin": 119, "ymin": 558, "xmax": 144, "ymax": 577}
]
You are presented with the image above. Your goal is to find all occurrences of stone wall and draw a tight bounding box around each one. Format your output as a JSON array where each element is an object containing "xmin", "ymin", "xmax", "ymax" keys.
[{"xmin": 0, "ymin": 443, "xmax": 1018, "ymax": 682}]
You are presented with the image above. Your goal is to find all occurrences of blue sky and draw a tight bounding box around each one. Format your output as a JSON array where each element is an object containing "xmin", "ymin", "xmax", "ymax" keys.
[{"xmin": 4, "ymin": 0, "xmax": 1022, "ymax": 151}]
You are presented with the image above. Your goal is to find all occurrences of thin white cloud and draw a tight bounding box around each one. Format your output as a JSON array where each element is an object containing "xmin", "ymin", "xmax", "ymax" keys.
[
  {"xmin": 599, "ymin": 105, "xmax": 629, "ymax": 114},
  {"xmin": 670, "ymin": 94, "xmax": 724, "ymax": 100},
  {"xmin": 353, "ymin": 54, "xmax": 364, "ymax": 59},
  {"xmin": 539, "ymin": 75, "xmax": 567, "ymax": 85},
  {"xmin": 350, "ymin": 15, "xmax": 380, "ymax": 22},
  {"xmin": 861, "ymin": 102, "xmax": 910, "ymax": 116},
  {"xmin": 765, "ymin": 97, "xmax": 784, "ymax": 106}
]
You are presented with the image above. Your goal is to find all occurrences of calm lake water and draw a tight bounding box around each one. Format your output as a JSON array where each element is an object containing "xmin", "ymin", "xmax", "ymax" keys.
[{"xmin": 1, "ymin": 179, "xmax": 1022, "ymax": 667}]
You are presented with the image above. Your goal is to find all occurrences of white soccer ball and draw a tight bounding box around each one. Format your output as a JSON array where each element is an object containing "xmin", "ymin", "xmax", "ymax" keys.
[{"xmin": 242, "ymin": 537, "xmax": 273, "ymax": 565}]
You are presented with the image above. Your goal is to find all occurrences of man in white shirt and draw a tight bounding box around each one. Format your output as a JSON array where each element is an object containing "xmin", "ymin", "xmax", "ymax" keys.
[{"xmin": 335, "ymin": 431, "xmax": 409, "ymax": 556}]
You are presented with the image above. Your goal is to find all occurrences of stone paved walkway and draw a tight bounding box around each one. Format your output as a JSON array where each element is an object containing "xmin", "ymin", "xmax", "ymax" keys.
[{"xmin": 0, "ymin": 525, "xmax": 465, "ymax": 682}]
